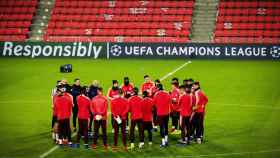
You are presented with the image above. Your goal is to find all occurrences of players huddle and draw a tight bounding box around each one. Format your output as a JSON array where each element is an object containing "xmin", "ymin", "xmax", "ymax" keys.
[{"xmin": 51, "ymin": 75, "xmax": 208, "ymax": 151}]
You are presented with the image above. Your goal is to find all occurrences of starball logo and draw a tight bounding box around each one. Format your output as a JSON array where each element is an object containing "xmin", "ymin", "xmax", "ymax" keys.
[
  {"xmin": 270, "ymin": 46, "xmax": 280, "ymax": 58},
  {"xmin": 110, "ymin": 45, "xmax": 122, "ymax": 56}
]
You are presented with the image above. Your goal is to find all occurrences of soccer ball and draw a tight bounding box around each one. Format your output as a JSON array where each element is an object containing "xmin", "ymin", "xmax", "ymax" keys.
[{"xmin": 110, "ymin": 45, "xmax": 122, "ymax": 56}]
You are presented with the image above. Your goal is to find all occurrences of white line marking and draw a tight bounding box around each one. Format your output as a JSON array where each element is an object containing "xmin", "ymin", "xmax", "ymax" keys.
[
  {"xmin": 160, "ymin": 61, "xmax": 192, "ymax": 81},
  {"xmin": 39, "ymin": 133, "xmax": 77, "ymax": 158},
  {"xmin": 175, "ymin": 148, "xmax": 280, "ymax": 158}
]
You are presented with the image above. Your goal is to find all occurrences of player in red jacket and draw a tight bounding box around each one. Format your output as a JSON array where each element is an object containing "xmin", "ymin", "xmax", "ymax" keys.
[
  {"xmin": 170, "ymin": 78, "xmax": 180, "ymax": 134},
  {"xmin": 141, "ymin": 75, "xmax": 154, "ymax": 97},
  {"xmin": 107, "ymin": 80, "xmax": 120, "ymax": 133},
  {"xmin": 151, "ymin": 79, "xmax": 160, "ymax": 131},
  {"xmin": 54, "ymin": 85, "xmax": 73, "ymax": 147},
  {"xmin": 110, "ymin": 90, "xmax": 129, "ymax": 151},
  {"xmin": 75, "ymin": 86, "xmax": 91, "ymax": 149},
  {"xmin": 121, "ymin": 77, "xmax": 134, "ymax": 130},
  {"xmin": 153, "ymin": 84, "xmax": 171, "ymax": 148},
  {"xmin": 178, "ymin": 85, "xmax": 193, "ymax": 145},
  {"xmin": 121, "ymin": 77, "xmax": 134, "ymax": 99},
  {"xmin": 51, "ymin": 80, "xmax": 61, "ymax": 143},
  {"xmin": 128, "ymin": 87, "xmax": 144, "ymax": 149},
  {"xmin": 91, "ymin": 87, "xmax": 108, "ymax": 149},
  {"xmin": 192, "ymin": 82, "xmax": 208, "ymax": 144},
  {"xmin": 141, "ymin": 91, "xmax": 154, "ymax": 145}
]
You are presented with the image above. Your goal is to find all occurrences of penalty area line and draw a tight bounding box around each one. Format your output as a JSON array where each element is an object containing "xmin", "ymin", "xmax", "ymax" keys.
[
  {"xmin": 39, "ymin": 133, "xmax": 77, "ymax": 158},
  {"xmin": 160, "ymin": 61, "xmax": 192, "ymax": 81}
]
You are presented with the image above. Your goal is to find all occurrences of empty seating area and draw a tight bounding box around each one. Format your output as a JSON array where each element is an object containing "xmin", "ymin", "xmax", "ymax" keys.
[
  {"xmin": 44, "ymin": 0, "xmax": 194, "ymax": 43},
  {"xmin": 214, "ymin": 1, "xmax": 280, "ymax": 44},
  {"xmin": 0, "ymin": 0, "xmax": 37, "ymax": 41}
]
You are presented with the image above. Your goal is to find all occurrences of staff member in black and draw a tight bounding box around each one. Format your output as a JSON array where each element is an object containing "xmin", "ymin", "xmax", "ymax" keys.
[{"xmin": 71, "ymin": 78, "xmax": 81, "ymax": 132}]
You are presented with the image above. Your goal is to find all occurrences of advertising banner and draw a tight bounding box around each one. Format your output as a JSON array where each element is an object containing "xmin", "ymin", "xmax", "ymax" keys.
[{"xmin": 0, "ymin": 42, "xmax": 279, "ymax": 59}]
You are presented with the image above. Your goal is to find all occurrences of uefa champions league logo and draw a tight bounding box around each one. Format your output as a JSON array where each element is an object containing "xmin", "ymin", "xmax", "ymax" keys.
[
  {"xmin": 110, "ymin": 45, "xmax": 122, "ymax": 56},
  {"xmin": 270, "ymin": 46, "xmax": 280, "ymax": 58}
]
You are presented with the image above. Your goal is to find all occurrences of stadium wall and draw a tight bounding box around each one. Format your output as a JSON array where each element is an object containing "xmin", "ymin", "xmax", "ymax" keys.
[{"xmin": 0, "ymin": 42, "xmax": 279, "ymax": 59}]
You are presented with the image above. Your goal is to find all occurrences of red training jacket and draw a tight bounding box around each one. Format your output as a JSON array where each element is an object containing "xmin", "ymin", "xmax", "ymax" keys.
[
  {"xmin": 195, "ymin": 90, "xmax": 208, "ymax": 113},
  {"xmin": 77, "ymin": 95, "xmax": 91, "ymax": 119},
  {"xmin": 122, "ymin": 84, "xmax": 134, "ymax": 98},
  {"xmin": 91, "ymin": 94, "xmax": 108, "ymax": 120},
  {"xmin": 110, "ymin": 96, "xmax": 129, "ymax": 119},
  {"xmin": 141, "ymin": 97, "xmax": 154, "ymax": 122},
  {"xmin": 153, "ymin": 91, "xmax": 171, "ymax": 116},
  {"xmin": 108, "ymin": 88, "xmax": 119, "ymax": 100},
  {"xmin": 54, "ymin": 93, "xmax": 73, "ymax": 120},
  {"xmin": 170, "ymin": 87, "xmax": 180, "ymax": 112},
  {"xmin": 179, "ymin": 94, "xmax": 193, "ymax": 117},
  {"xmin": 128, "ymin": 95, "xmax": 143, "ymax": 120},
  {"xmin": 141, "ymin": 81, "xmax": 154, "ymax": 97}
]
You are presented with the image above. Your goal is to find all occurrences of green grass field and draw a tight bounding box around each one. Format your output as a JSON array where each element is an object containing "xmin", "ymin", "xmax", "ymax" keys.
[{"xmin": 0, "ymin": 58, "xmax": 279, "ymax": 158}]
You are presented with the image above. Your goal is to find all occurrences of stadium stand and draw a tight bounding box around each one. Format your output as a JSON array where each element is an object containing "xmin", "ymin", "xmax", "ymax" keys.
[
  {"xmin": 214, "ymin": 0, "xmax": 280, "ymax": 44},
  {"xmin": 0, "ymin": 0, "xmax": 37, "ymax": 41},
  {"xmin": 44, "ymin": 0, "xmax": 195, "ymax": 43}
]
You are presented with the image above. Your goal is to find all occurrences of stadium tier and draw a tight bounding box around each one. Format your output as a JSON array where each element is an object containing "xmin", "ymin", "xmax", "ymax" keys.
[
  {"xmin": 0, "ymin": 0, "xmax": 280, "ymax": 43},
  {"xmin": 214, "ymin": 0, "xmax": 280, "ymax": 44},
  {"xmin": 44, "ymin": 0, "xmax": 194, "ymax": 42},
  {"xmin": 0, "ymin": 0, "xmax": 37, "ymax": 41}
]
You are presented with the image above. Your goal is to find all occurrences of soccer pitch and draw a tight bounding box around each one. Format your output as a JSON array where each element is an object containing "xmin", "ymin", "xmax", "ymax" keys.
[{"xmin": 0, "ymin": 58, "xmax": 279, "ymax": 158}]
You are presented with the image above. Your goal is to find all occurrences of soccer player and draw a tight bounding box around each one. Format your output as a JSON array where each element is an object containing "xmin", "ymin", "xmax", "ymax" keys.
[
  {"xmin": 178, "ymin": 85, "xmax": 193, "ymax": 145},
  {"xmin": 88, "ymin": 80, "xmax": 99, "ymax": 133},
  {"xmin": 192, "ymin": 82, "xmax": 208, "ymax": 144},
  {"xmin": 51, "ymin": 80, "xmax": 60, "ymax": 143},
  {"xmin": 107, "ymin": 80, "xmax": 120, "ymax": 133},
  {"xmin": 75, "ymin": 86, "xmax": 91, "ymax": 149},
  {"xmin": 141, "ymin": 91, "xmax": 154, "ymax": 145},
  {"xmin": 54, "ymin": 85, "xmax": 73, "ymax": 147},
  {"xmin": 170, "ymin": 78, "xmax": 180, "ymax": 134},
  {"xmin": 128, "ymin": 87, "xmax": 144, "ymax": 149},
  {"xmin": 71, "ymin": 78, "xmax": 81, "ymax": 132},
  {"xmin": 153, "ymin": 84, "xmax": 171, "ymax": 148},
  {"xmin": 121, "ymin": 77, "xmax": 134, "ymax": 130},
  {"xmin": 91, "ymin": 87, "xmax": 108, "ymax": 149},
  {"xmin": 110, "ymin": 90, "xmax": 129, "ymax": 151},
  {"xmin": 141, "ymin": 75, "xmax": 154, "ymax": 97},
  {"xmin": 121, "ymin": 77, "xmax": 134, "ymax": 99},
  {"xmin": 151, "ymin": 79, "xmax": 160, "ymax": 131}
]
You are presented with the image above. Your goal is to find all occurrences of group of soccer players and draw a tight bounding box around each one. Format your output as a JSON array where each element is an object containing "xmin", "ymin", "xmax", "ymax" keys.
[{"xmin": 51, "ymin": 75, "xmax": 208, "ymax": 151}]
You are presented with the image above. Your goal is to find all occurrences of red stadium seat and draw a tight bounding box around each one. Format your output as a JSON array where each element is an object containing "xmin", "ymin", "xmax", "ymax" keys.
[
  {"xmin": 46, "ymin": 0, "xmax": 194, "ymax": 42},
  {"xmin": 215, "ymin": 0, "xmax": 280, "ymax": 44}
]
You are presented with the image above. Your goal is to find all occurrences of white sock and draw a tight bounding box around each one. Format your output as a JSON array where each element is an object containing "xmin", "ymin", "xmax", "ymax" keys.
[
  {"xmin": 164, "ymin": 135, "xmax": 168, "ymax": 142},
  {"xmin": 55, "ymin": 134, "xmax": 59, "ymax": 141},
  {"xmin": 52, "ymin": 132, "xmax": 55, "ymax": 139},
  {"xmin": 172, "ymin": 126, "xmax": 175, "ymax": 129},
  {"xmin": 161, "ymin": 138, "xmax": 165, "ymax": 145},
  {"xmin": 185, "ymin": 137, "xmax": 188, "ymax": 142}
]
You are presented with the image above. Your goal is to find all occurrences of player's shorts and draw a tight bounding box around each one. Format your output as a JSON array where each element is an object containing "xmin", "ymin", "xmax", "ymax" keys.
[
  {"xmin": 52, "ymin": 116, "xmax": 58, "ymax": 128},
  {"xmin": 143, "ymin": 121, "xmax": 153, "ymax": 130}
]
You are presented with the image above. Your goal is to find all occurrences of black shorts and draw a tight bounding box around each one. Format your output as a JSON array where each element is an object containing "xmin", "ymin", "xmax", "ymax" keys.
[
  {"xmin": 143, "ymin": 121, "xmax": 153, "ymax": 130},
  {"xmin": 52, "ymin": 116, "xmax": 58, "ymax": 128}
]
